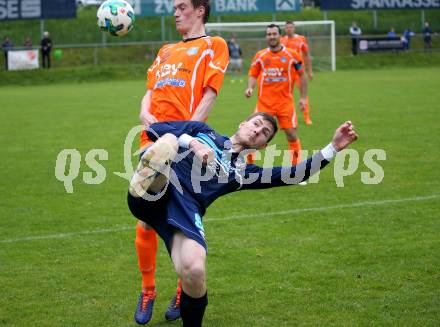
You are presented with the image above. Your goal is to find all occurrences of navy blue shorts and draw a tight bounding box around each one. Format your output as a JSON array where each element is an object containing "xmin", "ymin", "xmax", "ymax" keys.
[{"xmin": 127, "ymin": 188, "xmax": 207, "ymax": 254}]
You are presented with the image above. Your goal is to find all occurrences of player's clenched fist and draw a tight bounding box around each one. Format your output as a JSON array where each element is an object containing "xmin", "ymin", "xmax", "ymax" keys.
[
  {"xmin": 141, "ymin": 112, "xmax": 158, "ymax": 128},
  {"xmin": 244, "ymin": 88, "xmax": 253, "ymax": 98},
  {"xmin": 189, "ymin": 140, "xmax": 215, "ymax": 165},
  {"xmin": 331, "ymin": 121, "xmax": 359, "ymax": 151}
]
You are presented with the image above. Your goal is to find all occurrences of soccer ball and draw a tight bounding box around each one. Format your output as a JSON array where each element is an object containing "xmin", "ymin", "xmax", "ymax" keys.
[{"xmin": 97, "ymin": 0, "xmax": 135, "ymax": 37}]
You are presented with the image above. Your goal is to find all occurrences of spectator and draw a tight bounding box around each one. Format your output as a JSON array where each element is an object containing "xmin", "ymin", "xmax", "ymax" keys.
[
  {"xmin": 227, "ymin": 34, "xmax": 243, "ymax": 82},
  {"xmin": 2, "ymin": 36, "xmax": 13, "ymax": 70},
  {"xmin": 422, "ymin": 22, "xmax": 433, "ymax": 49},
  {"xmin": 23, "ymin": 36, "xmax": 33, "ymax": 49},
  {"xmin": 349, "ymin": 21, "xmax": 362, "ymax": 55},
  {"xmin": 40, "ymin": 31, "xmax": 52, "ymax": 69},
  {"xmin": 401, "ymin": 28, "xmax": 415, "ymax": 50},
  {"xmin": 387, "ymin": 27, "xmax": 397, "ymax": 38}
]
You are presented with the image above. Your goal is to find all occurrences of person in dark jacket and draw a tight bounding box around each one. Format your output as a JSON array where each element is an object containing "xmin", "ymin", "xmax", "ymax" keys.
[
  {"xmin": 423, "ymin": 22, "xmax": 433, "ymax": 50},
  {"xmin": 40, "ymin": 31, "xmax": 52, "ymax": 68},
  {"xmin": 2, "ymin": 36, "xmax": 13, "ymax": 70}
]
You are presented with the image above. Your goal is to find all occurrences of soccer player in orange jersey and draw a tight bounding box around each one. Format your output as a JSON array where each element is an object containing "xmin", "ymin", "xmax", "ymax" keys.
[
  {"xmin": 280, "ymin": 21, "xmax": 313, "ymax": 125},
  {"xmin": 134, "ymin": 0, "xmax": 229, "ymax": 324},
  {"xmin": 245, "ymin": 24, "xmax": 307, "ymax": 166}
]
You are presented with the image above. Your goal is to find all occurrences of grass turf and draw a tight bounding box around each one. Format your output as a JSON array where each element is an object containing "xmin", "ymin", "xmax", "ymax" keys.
[{"xmin": 0, "ymin": 67, "xmax": 439, "ymax": 326}]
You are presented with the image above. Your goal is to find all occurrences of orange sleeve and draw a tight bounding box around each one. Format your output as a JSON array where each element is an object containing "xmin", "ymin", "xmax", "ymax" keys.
[
  {"xmin": 291, "ymin": 50, "xmax": 305, "ymax": 75},
  {"xmin": 203, "ymin": 37, "xmax": 229, "ymax": 95},
  {"xmin": 248, "ymin": 52, "xmax": 262, "ymax": 78},
  {"xmin": 301, "ymin": 36, "xmax": 309, "ymax": 55}
]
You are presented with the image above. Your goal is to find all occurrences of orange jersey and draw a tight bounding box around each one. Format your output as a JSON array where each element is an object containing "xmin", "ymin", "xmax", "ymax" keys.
[
  {"xmin": 141, "ymin": 36, "xmax": 229, "ymax": 146},
  {"xmin": 248, "ymin": 46, "xmax": 304, "ymax": 113},
  {"xmin": 280, "ymin": 34, "xmax": 309, "ymax": 55}
]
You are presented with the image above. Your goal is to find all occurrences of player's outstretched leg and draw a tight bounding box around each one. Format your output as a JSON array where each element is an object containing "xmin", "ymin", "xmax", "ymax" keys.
[
  {"xmin": 165, "ymin": 279, "xmax": 182, "ymax": 321},
  {"xmin": 129, "ymin": 133, "xmax": 178, "ymax": 198}
]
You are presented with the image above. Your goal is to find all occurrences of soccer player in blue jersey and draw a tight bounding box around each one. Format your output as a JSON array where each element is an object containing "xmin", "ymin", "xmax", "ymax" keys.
[{"xmin": 127, "ymin": 112, "xmax": 358, "ymax": 326}]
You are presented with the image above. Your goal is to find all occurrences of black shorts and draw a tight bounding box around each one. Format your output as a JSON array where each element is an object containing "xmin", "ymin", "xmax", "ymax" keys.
[{"xmin": 127, "ymin": 189, "xmax": 207, "ymax": 254}]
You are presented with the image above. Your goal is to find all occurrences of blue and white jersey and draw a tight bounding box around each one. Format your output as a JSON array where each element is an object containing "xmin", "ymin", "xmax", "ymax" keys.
[
  {"xmin": 147, "ymin": 121, "xmax": 330, "ymax": 215},
  {"xmin": 131, "ymin": 120, "xmax": 331, "ymax": 251}
]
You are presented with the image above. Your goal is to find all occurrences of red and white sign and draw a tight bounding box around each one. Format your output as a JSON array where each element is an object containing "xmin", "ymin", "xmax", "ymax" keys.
[{"xmin": 8, "ymin": 50, "xmax": 39, "ymax": 70}]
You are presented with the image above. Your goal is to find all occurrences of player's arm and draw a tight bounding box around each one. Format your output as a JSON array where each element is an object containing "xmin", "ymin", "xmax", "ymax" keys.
[
  {"xmin": 298, "ymin": 72, "xmax": 308, "ymax": 111},
  {"xmin": 302, "ymin": 41, "xmax": 313, "ymax": 81},
  {"xmin": 192, "ymin": 37, "xmax": 229, "ymax": 122},
  {"xmin": 191, "ymin": 87, "xmax": 217, "ymax": 122},
  {"xmin": 241, "ymin": 121, "xmax": 358, "ymax": 190},
  {"xmin": 245, "ymin": 54, "xmax": 261, "ymax": 97},
  {"xmin": 304, "ymin": 54, "xmax": 313, "ymax": 81},
  {"xmin": 305, "ymin": 55, "xmax": 313, "ymax": 81},
  {"xmin": 139, "ymin": 47, "xmax": 165, "ymax": 128},
  {"xmin": 147, "ymin": 121, "xmax": 216, "ymax": 164},
  {"xmin": 188, "ymin": 139, "xmax": 215, "ymax": 165},
  {"xmin": 139, "ymin": 89, "xmax": 158, "ymax": 127},
  {"xmin": 146, "ymin": 121, "xmax": 212, "ymax": 140},
  {"xmin": 245, "ymin": 76, "xmax": 257, "ymax": 98},
  {"xmin": 293, "ymin": 52, "xmax": 308, "ymax": 111}
]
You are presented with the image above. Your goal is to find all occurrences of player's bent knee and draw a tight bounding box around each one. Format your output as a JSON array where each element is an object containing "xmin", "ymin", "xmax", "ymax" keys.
[
  {"xmin": 180, "ymin": 253, "xmax": 206, "ymax": 281},
  {"xmin": 180, "ymin": 262, "xmax": 205, "ymax": 287},
  {"xmin": 171, "ymin": 232, "xmax": 206, "ymax": 288}
]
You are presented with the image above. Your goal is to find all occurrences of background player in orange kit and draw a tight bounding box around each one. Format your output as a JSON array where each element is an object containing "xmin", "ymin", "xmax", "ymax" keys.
[
  {"xmin": 245, "ymin": 24, "xmax": 307, "ymax": 166},
  {"xmin": 281, "ymin": 21, "xmax": 314, "ymax": 125},
  {"xmin": 135, "ymin": 0, "xmax": 229, "ymax": 324}
]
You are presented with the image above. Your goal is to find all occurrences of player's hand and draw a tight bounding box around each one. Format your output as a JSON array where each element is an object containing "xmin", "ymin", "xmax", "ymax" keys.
[
  {"xmin": 190, "ymin": 140, "xmax": 215, "ymax": 165},
  {"xmin": 299, "ymin": 98, "xmax": 307, "ymax": 112},
  {"xmin": 308, "ymin": 72, "xmax": 313, "ymax": 81},
  {"xmin": 244, "ymin": 88, "xmax": 253, "ymax": 98},
  {"xmin": 141, "ymin": 112, "xmax": 158, "ymax": 128},
  {"xmin": 331, "ymin": 121, "xmax": 359, "ymax": 151}
]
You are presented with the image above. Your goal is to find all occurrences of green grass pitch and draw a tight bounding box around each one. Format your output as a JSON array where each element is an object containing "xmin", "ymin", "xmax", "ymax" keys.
[{"xmin": 1, "ymin": 67, "xmax": 439, "ymax": 326}]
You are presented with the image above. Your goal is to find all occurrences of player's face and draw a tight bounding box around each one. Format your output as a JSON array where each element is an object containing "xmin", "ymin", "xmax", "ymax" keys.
[
  {"xmin": 266, "ymin": 27, "xmax": 281, "ymax": 48},
  {"xmin": 285, "ymin": 23, "xmax": 295, "ymax": 36},
  {"xmin": 238, "ymin": 116, "xmax": 274, "ymax": 150},
  {"xmin": 174, "ymin": 0, "xmax": 203, "ymax": 35}
]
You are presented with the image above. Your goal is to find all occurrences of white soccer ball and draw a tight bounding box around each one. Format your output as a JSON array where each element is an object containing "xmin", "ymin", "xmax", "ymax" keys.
[{"xmin": 97, "ymin": 0, "xmax": 135, "ymax": 37}]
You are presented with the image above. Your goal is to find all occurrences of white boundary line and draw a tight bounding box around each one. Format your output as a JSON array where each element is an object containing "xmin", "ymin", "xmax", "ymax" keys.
[
  {"xmin": 207, "ymin": 194, "xmax": 440, "ymax": 222},
  {"xmin": 1, "ymin": 194, "xmax": 438, "ymax": 244}
]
